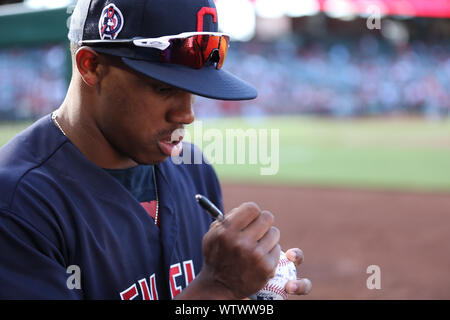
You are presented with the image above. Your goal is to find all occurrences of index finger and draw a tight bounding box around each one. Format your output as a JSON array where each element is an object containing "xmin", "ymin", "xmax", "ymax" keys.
[{"xmin": 224, "ymin": 202, "xmax": 261, "ymax": 230}]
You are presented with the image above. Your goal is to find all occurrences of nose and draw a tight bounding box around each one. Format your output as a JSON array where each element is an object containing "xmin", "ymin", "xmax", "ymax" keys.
[{"xmin": 166, "ymin": 92, "xmax": 195, "ymax": 125}]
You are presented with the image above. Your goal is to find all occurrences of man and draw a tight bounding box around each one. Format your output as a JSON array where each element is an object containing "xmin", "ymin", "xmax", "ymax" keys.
[{"xmin": 0, "ymin": 0, "xmax": 311, "ymax": 299}]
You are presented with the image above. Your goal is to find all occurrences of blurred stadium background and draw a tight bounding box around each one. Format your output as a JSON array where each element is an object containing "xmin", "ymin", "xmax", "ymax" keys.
[{"xmin": 1, "ymin": 0, "xmax": 450, "ymax": 299}]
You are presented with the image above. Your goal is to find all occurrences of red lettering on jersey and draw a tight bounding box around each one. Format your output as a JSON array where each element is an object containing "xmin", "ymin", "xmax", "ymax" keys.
[
  {"xmin": 120, "ymin": 284, "xmax": 138, "ymax": 300},
  {"xmin": 138, "ymin": 278, "xmax": 151, "ymax": 300},
  {"xmin": 149, "ymin": 273, "xmax": 159, "ymax": 300},
  {"xmin": 138, "ymin": 274, "xmax": 159, "ymax": 300},
  {"xmin": 169, "ymin": 263, "xmax": 183, "ymax": 299},
  {"xmin": 183, "ymin": 260, "xmax": 195, "ymax": 285},
  {"xmin": 120, "ymin": 260, "xmax": 196, "ymax": 299},
  {"xmin": 197, "ymin": 7, "xmax": 217, "ymax": 32}
]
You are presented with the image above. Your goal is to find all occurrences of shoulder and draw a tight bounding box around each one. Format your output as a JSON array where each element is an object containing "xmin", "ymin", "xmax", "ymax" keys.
[{"xmin": 0, "ymin": 115, "xmax": 67, "ymax": 210}]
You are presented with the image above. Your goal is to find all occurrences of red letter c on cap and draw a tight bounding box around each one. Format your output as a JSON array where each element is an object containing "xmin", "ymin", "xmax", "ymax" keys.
[{"xmin": 197, "ymin": 7, "xmax": 217, "ymax": 32}]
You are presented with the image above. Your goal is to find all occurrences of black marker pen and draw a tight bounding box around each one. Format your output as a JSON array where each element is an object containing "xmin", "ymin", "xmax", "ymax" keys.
[{"xmin": 195, "ymin": 194, "xmax": 225, "ymax": 222}]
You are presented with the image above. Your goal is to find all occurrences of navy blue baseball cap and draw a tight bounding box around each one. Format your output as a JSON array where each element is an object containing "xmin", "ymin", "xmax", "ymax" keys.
[{"xmin": 68, "ymin": 0, "xmax": 258, "ymax": 101}]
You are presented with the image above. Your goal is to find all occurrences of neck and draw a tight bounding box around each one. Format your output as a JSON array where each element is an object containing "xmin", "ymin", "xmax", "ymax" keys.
[{"xmin": 55, "ymin": 79, "xmax": 137, "ymax": 169}]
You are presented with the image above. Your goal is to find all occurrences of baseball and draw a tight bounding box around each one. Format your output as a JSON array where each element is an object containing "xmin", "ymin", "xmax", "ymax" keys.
[{"xmin": 250, "ymin": 251, "xmax": 297, "ymax": 300}]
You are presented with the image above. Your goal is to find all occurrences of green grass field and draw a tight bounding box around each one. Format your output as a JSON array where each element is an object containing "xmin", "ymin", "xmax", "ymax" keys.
[
  {"xmin": 2, "ymin": 116, "xmax": 450, "ymax": 192},
  {"xmin": 186, "ymin": 116, "xmax": 450, "ymax": 192},
  {"xmin": 0, "ymin": 122, "xmax": 33, "ymax": 146}
]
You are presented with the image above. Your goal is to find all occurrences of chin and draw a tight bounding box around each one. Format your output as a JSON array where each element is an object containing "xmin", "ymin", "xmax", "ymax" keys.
[{"xmin": 132, "ymin": 153, "xmax": 169, "ymax": 166}]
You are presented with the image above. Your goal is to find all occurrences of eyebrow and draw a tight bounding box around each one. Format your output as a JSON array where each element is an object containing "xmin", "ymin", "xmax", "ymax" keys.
[{"xmin": 145, "ymin": 77, "xmax": 176, "ymax": 89}]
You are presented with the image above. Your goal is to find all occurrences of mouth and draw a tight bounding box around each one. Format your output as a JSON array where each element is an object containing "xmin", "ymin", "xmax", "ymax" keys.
[{"xmin": 157, "ymin": 128, "xmax": 184, "ymax": 157}]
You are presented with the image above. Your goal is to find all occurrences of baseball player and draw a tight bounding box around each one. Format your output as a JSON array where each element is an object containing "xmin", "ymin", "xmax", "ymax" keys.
[{"xmin": 0, "ymin": 0, "xmax": 311, "ymax": 299}]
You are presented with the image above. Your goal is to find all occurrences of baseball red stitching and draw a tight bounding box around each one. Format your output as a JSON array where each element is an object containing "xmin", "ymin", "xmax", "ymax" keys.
[
  {"xmin": 278, "ymin": 258, "xmax": 291, "ymax": 267},
  {"xmin": 261, "ymin": 283, "xmax": 288, "ymax": 300}
]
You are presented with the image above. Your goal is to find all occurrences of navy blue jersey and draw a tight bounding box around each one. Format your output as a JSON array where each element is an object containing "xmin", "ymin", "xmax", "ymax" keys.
[{"xmin": 0, "ymin": 115, "xmax": 222, "ymax": 299}]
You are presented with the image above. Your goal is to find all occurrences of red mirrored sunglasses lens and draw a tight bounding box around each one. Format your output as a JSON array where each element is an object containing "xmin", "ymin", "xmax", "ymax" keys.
[
  {"xmin": 160, "ymin": 35, "xmax": 229, "ymax": 70},
  {"xmin": 217, "ymin": 36, "xmax": 229, "ymax": 69}
]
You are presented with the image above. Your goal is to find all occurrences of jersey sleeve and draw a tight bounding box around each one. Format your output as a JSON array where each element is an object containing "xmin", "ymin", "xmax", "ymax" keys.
[{"xmin": 0, "ymin": 209, "xmax": 82, "ymax": 299}]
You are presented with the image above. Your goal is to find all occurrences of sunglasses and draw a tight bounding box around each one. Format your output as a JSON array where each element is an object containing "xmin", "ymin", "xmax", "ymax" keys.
[{"xmin": 80, "ymin": 32, "xmax": 230, "ymax": 70}]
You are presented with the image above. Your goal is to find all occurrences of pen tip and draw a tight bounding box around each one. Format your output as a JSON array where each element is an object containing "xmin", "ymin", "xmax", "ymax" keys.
[{"xmin": 195, "ymin": 194, "xmax": 202, "ymax": 201}]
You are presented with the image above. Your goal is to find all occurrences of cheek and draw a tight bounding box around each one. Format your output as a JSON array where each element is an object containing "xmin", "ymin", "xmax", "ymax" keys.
[
  {"xmin": 97, "ymin": 73, "xmax": 171, "ymax": 161},
  {"xmin": 98, "ymin": 96, "xmax": 163, "ymax": 156},
  {"xmin": 100, "ymin": 81, "xmax": 148, "ymax": 132}
]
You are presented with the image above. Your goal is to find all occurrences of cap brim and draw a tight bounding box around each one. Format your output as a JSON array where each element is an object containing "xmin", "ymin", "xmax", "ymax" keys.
[{"xmin": 121, "ymin": 57, "xmax": 258, "ymax": 101}]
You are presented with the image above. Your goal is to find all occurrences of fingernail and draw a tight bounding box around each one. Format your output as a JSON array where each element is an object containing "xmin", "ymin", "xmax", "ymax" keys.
[
  {"xmin": 287, "ymin": 283, "xmax": 298, "ymax": 294},
  {"xmin": 291, "ymin": 251, "xmax": 298, "ymax": 260},
  {"xmin": 303, "ymin": 279, "xmax": 312, "ymax": 294},
  {"xmin": 286, "ymin": 250, "xmax": 296, "ymax": 261}
]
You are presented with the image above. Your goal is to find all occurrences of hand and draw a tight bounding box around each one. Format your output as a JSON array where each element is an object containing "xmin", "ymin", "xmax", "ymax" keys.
[
  {"xmin": 284, "ymin": 248, "xmax": 312, "ymax": 296},
  {"xmin": 201, "ymin": 202, "xmax": 281, "ymax": 299}
]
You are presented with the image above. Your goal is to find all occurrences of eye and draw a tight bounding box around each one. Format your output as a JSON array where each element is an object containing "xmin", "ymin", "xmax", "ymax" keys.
[
  {"xmin": 145, "ymin": 78, "xmax": 179, "ymax": 96},
  {"xmin": 155, "ymin": 86, "xmax": 174, "ymax": 93},
  {"xmin": 149, "ymin": 83, "xmax": 177, "ymax": 96}
]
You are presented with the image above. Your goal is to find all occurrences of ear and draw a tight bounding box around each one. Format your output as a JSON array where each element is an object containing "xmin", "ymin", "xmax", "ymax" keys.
[{"xmin": 75, "ymin": 47, "xmax": 102, "ymax": 87}]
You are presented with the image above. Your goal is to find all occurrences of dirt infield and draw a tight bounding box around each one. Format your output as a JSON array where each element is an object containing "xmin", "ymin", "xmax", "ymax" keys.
[{"xmin": 222, "ymin": 184, "xmax": 450, "ymax": 300}]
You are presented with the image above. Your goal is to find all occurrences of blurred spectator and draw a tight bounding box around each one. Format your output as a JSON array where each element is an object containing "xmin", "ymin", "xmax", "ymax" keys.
[
  {"xmin": 196, "ymin": 35, "xmax": 450, "ymax": 119},
  {"xmin": 0, "ymin": 45, "xmax": 67, "ymax": 120},
  {"xmin": 0, "ymin": 36, "xmax": 449, "ymax": 120}
]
